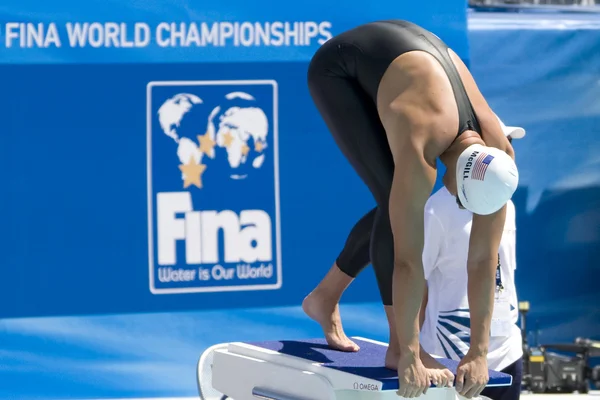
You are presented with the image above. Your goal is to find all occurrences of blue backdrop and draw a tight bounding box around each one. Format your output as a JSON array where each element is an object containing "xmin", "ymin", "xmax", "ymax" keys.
[
  {"xmin": 0, "ymin": 0, "xmax": 470, "ymax": 318},
  {"xmin": 0, "ymin": 1, "xmax": 598, "ymax": 347},
  {"xmin": 469, "ymin": 10, "xmax": 600, "ymax": 344},
  {"xmin": 1, "ymin": 5, "xmax": 599, "ymax": 399}
]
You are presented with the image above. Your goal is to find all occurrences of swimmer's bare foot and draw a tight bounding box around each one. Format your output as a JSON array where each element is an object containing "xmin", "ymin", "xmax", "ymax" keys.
[
  {"xmin": 302, "ymin": 291, "xmax": 359, "ymax": 352},
  {"xmin": 421, "ymin": 350, "xmax": 455, "ymax": 387}
]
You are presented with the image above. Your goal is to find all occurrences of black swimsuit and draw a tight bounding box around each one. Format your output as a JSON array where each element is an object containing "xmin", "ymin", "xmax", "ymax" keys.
[{"xmin": 307, "ymin": 20, "xmax": 480, "ymax": 305}]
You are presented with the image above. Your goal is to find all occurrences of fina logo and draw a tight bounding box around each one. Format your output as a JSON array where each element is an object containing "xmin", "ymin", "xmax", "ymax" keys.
[{"xmin": 146, "ymin": 80, "xmax": 282, "ymax": 294}]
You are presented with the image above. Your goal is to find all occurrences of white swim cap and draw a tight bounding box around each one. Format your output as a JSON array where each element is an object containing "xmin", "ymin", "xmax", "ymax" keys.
[{"xmin": 456, "ymin": 144, "xmax": 519, "ymax": 215}]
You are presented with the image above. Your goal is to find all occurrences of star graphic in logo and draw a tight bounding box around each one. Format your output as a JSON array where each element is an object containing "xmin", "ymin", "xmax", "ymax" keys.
[
  {"xmin": 197, "ymin": 132, "xmax": 216, "ymax": 156},
  {"xmin": 222, "ymin": 131, "xmax": 234, "ymax": 148},
  {"xmin": 241, "ymin": 143, "xmax": 250, "ymax": 157},
  {"xmin": 254, "ymin": 140, "xmax": 265, "ymax": 152},
  {"xmin": 179, "ymin": 156, "xmax": 207, "ymax": 189}
]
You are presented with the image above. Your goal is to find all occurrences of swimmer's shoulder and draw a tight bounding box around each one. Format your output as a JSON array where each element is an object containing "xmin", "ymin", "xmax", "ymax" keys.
[{"xmin": 476, "ymin": 109, "xmax": 516, "ymax": 158}]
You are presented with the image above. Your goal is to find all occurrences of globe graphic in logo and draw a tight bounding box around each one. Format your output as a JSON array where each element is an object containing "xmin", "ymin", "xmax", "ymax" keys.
[{"xmin": 157, "ymin": 91, "xmax": 269, "ymax": 187}]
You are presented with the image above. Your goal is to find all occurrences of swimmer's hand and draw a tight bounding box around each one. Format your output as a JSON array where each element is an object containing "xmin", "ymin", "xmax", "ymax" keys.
[
  {"xmin": 396, "ymin": 353, "xmax": 429, "ymax": 398},
  {"xmin": 455, "ymin": 351, "xmax": 489, "ymax": 399}
]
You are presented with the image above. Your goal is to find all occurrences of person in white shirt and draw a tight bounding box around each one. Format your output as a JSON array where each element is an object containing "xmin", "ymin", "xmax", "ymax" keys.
[{"xmin": 419, "ymin": 127, "xmax": 525, "ymax": 400}]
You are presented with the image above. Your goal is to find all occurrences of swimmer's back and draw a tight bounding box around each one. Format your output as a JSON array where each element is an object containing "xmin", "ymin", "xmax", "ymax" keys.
[
  {"xmin": 310, "ymin": 20, "xmax": 453, "ymax": 101},
  {"xmin": 309, "ymin": 20, "xmax": 483, "ymax": 140},
  {"xmin": 309, "ymin": 20, "xmax": 513, "ymax": 156}
]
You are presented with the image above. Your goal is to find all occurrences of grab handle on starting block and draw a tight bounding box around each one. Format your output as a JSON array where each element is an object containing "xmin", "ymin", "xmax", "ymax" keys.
[{"xmin": 252, "ymin": 386, "xmax": 306, "ymax": 400}]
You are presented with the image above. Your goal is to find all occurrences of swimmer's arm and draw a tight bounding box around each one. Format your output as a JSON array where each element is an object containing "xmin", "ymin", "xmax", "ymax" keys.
[
  {"xmin": 478, "ymin": 113, "xmax": 516, "ymax": 159},
  {"xmin": 466, "ymin": 205, "xmax": 507, "ymax": 356},
  {"xmin": 419, "ymin": 284, "xmax": 429, "ymax": 329},
  {"xmin": 389, "ymin": 148, "xmax": 437, "ymax": 358}
]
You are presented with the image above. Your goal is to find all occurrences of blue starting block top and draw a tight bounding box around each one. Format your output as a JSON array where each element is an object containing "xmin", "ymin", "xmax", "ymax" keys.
[{"xmin": 247, "ymin": 338, "xmax": 512, "ymax": 391}]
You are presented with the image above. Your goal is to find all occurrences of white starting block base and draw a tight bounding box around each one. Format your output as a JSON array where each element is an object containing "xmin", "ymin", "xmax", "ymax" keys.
[{"xmin": 198, "ymin": 337, "xmax": 512, "ymax": 400}]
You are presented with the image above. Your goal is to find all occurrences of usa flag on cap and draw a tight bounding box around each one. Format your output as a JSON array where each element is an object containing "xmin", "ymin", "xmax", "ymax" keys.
[{"xmin": 472, "ymin": 153, "xmax": 494, "ymax": 181}]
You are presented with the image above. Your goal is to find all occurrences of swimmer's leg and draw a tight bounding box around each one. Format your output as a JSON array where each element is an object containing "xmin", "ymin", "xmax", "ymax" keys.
[
  {"xmin": 302, "ymin": 264, "xmax": 359, "ymax": 351},
  {"xmin": 302, "ymin": 207, "xmax": 375, "ymax": 352},
  {"xmin": 337, "ymin": 207, "xmax": 376, "ymax": 278},
  {"xmin": 371, "ymin": 207, "xmax": 401, "ymax": 369},
  {"xmin": 306, "ymin": 60, "xmax": 395, "ymax": 354}
]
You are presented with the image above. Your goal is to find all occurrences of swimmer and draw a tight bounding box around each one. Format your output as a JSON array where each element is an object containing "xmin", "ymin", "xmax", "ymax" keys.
[{"xmin": 302, "ymin": 20, "xmax": 518, "ymax": 398}]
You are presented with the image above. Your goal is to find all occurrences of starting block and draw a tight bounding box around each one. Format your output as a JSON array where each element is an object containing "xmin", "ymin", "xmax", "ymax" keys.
[{"xmin": 197, "ymin": 337, "xmax": 512, "ymax": 400}]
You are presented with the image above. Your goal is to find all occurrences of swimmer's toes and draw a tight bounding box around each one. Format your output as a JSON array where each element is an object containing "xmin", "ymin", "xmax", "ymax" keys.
[{"xmin": 325, "ymin": 334, "xmax": 360, "ymax": 352}]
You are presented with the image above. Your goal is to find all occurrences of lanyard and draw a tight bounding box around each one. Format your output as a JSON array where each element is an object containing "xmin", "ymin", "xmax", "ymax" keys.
[{"xmin": 496, "ymin": 253, "xmax": 504, "ymax": 294}]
